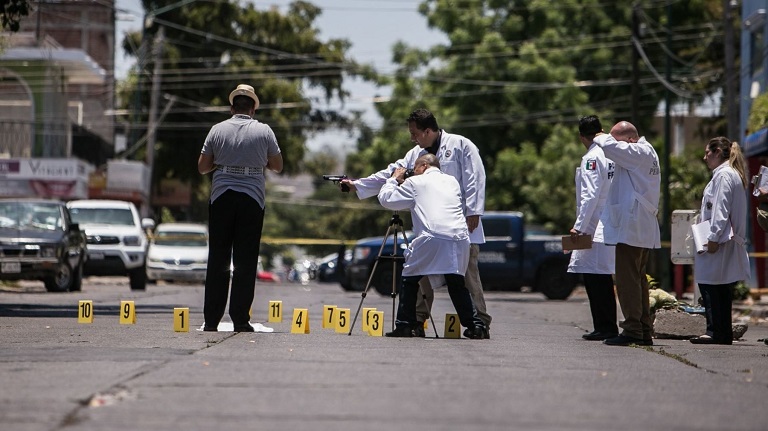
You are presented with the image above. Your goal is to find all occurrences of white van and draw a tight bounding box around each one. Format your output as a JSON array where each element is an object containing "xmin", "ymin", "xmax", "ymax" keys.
[{"xmin": 67, "ymin": 200, "xmax": 155, "ymax": 290}]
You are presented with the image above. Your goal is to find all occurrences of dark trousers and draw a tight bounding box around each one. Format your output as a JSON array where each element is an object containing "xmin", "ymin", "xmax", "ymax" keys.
[
  {"xmin": 396, "ymin": 274, "xmax": 484, "ymax": 330},
  {"xmin": 204, "ymin": 190, "xmax": 265, "ymax": 327},
  {"xmin": 583, "ymin": 273, "xmax": 618, "ymax": 334},
  {"xmin": 698, "ymin": 283, "xmax": 734, "ymax": 343}
]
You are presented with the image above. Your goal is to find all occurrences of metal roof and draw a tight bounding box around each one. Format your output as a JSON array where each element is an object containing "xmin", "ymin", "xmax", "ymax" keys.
[{"xmin": 0, "ymin": 47, "xmax": 106, "ymax": 85}]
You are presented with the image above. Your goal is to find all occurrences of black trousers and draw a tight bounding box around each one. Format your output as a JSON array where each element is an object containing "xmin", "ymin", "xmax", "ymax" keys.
[
  {"xmin": 583, "ymin": 273, "xmax": 618, "ymax": 334},
  {"xmin": 698, "ymin": 283, "xmax": 734, "ymax": 343},
  {"xmin": 204, "ymin": 190, "xmax": 265, "ymax": 327},
  {"xmin": 395, "ymin": 274, "xmax": 484, "ymax": 330}
]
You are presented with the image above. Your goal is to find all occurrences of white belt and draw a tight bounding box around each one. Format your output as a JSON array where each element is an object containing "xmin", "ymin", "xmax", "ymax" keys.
[{"xmin": 218, "ymin": 165, "xmax": 263, "ymax": 176}]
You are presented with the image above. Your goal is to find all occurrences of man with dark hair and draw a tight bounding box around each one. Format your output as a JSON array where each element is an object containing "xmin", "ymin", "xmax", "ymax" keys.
[
  {"xmin": 198, "ymin": 84, "xmax": 283, "ymax": 332},
  {"xmin": 378, "ymin": 154, "xmax": 486, "ymax": 339},
  {"xmin": 341, "ymin": 108, "xmax": 491, "ymax": 338},
  {"xmin": 568, "ymin": 115, "xmax": 617, "ymax": 341}
]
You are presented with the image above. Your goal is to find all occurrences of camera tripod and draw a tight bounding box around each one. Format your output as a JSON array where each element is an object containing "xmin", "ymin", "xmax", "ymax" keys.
[{"xmin": 348, "ymin": 211, "xmax": 438, "ymax": 337}]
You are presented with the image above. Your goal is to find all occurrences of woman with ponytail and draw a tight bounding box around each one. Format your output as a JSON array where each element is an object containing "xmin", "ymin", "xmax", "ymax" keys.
[{"xmin": 691, "ymin": 137, "xmax": 750, "ymax": 345}]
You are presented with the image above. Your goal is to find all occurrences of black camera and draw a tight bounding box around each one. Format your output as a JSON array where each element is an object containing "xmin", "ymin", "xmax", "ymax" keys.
[{"xmin": 403, "ymin": 169, "xmax": 415, "ymax": 179}]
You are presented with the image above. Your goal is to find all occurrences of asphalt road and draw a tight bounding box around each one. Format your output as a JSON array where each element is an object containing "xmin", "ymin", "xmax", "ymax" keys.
[{"xmin": 1, "ymin": 278, "xmax": 767, "ymax": 431}]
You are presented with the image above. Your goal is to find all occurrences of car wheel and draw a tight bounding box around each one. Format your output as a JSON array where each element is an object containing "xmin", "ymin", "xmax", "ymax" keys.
[
  {"xmin": 44, "ymin": 262, "xmax": 73, "ymax": 292},
  {"xmin": 129, "ymin": 265, "xmax": 147, "ymax": 291},
  {"xmin": 537, "ymin": 261, "xmax": 577, "ymax": 300},
  {"xmin": 69, "ymin": 259, "xmax": 84, "ymax": 292}
]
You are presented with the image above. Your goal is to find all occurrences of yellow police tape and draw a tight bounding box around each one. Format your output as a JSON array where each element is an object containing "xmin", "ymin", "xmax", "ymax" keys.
[
  {"xmin": 660, "ymin": 241, "xmax": 768, "ymax": 258},
  {"xmin": 145, "ymin": 237, "xmax": 768, "ymax": 253},
  {"xmin": 259, "ymin": 237, "xmax": 357, "ymax": 246}
]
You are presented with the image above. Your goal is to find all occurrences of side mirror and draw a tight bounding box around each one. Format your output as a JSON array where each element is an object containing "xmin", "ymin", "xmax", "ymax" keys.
[
  {"xmin": 141, "ymin": 218, "xmax": 156, "ymax": 230},
  {"xmin": 69, "ymin": 223, "xmax": 80, "ymax": 232}
]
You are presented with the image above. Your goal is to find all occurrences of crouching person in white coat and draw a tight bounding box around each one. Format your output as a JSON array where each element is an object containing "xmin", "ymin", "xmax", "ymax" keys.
[{"xmin": 377, "ymin": 154, "xmax": 486, "ymax": 339}]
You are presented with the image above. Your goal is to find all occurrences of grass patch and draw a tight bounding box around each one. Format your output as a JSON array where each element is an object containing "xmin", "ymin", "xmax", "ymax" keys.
[{"xmin": 639, "ymin": 346, "xmax": 699, "ymax": 368}]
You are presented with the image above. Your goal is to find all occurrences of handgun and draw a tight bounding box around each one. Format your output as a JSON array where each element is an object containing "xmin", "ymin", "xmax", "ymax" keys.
[{"xmin": 323, "ymin": 174, "xmax": 350, "ymax": 192}]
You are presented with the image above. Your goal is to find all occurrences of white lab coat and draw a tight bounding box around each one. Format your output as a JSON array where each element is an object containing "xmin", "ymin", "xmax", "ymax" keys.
[
  {"xmin": 694, "ymin": 162, "xmax": 750, "ymax": 285},
  {"xmin": 353, "ymin": 131, "xmax": 486, "ymax": 244},
  {"xmin": 377, "ymin": 168, "xmax": 470, "ymax": 277},
  {"xmin": 568, "ymin": 144, "xmax": 615, "ymax": 274},
  {"xmin": 594, "ymin": 134, "xmax": 661, "ymax": 249}
]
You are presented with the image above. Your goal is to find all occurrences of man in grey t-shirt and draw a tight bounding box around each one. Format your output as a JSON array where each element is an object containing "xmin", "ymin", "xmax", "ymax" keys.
[{"xmin": 198, "ymin": 84, "xmax": 283, "ymax": 332}]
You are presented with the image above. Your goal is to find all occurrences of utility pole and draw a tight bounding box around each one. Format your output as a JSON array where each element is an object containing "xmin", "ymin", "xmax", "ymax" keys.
[
  {"xmin": 144, "ymin": 26, "xmax": 164, "ymax": 217},
  {"xmin": 631, "ymin": 3, "xmax": 640, "ymax": 124},
  {"xmin": 723, "ymin": 0, "xmax": 738, "ymax": 140},
  {"xmin": 661, "ymin": 1, "xmax": 672, "ymax": 291}
]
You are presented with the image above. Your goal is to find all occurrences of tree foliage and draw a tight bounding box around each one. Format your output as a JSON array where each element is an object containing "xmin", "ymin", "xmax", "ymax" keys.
[
  {"xmin": 344, "ymin": 0, "xmax": 730, "ymax": 233},
  {"xmin": 119, "ymin": 0, "xmax": 373, "ymax": 221},
  {"xmin": 0, "ymin": 0, "xmax": 28, "ymax": 32},
  {"xmin": 748, "ymin": 92, "xmax": 768, "ymax": 133}
]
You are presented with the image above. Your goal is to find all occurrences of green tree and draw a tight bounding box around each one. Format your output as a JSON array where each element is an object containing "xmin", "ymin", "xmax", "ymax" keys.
[
  {"xmin": 748, "ymin": 92, "xmax": 768, "ymax": 133},
  {"xmin": 347, "ymin": 0, "xmax": 730, "ymax": 233},
  {"xmin": 0, "ymin": 0, "xmax": 28, "ymax": 32},
  {"xmin": 119, "ymin": 0, "xmax": 374, "ymax": 220}
]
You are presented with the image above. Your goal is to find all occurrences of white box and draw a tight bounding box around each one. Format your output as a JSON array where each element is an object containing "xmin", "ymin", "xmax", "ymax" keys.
[
  {"xmin": 671, "ymin": 209, "xmax": 699, "ymax": 265},
  {"xmin": 106, "ymin": 160, "xmax": 149, "ymax": 193}
]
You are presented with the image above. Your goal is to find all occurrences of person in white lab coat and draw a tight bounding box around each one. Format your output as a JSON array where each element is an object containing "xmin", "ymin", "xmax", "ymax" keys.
[
  {"xmin": 593, "ymin": 121, "xmax": 660, "ymax": 346},
  {"xmin": 377, "ymin": 154, "xmax": 486, "ymax": 339},
  {"xmin": 690, "ymin": 137, "xmax": 750, "ymax": 345},
  {"xmin": 568, "ymin": 115, "xmax": 617, "ymax": 341},
  {"xmin": 341, "ymin": 109, "xmax": 491, "ymax": 338}
]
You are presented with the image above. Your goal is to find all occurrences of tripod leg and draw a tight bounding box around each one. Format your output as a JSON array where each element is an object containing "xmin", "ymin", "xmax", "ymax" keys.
[
  {"xmin": 349, "ymin": 225, "xmax": 396, "ymax": 335},
  {"xmin": 417, "ymin": 286, "xmax": 439, "ymax": 338}
]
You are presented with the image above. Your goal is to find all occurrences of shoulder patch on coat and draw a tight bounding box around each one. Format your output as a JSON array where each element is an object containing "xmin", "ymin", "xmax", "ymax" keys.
[{"xmin": 585, "ymin": 159, "xmax": 597, "ymax": 170}]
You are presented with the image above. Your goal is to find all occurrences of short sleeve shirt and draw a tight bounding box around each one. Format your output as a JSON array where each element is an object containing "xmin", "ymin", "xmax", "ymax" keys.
[{"xmin": 201, "ymin": 114, "xmax": 281, "ymax": 207}]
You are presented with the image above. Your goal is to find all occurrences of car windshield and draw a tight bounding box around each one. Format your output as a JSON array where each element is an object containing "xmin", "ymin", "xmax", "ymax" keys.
[
  {"xmin": 0, "ymin": 202, "xmax": 62, "ymax": 231},
  {"xmin": 153, "ymin": 231, "xmax": 207, "ymax": 247},
  {"xmin": 69, "ymin": 207, "xmax": 135, "ymax": 226}
]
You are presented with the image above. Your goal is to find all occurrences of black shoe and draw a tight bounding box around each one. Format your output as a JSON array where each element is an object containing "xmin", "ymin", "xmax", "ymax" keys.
[
  {"xmin": 385, "ymin": 326, "xmax": 414, "ymax": 338},
  {"xmin": 413, "ymin": 323, "xmax": 426, "ymax": 338},
  {"xmin": 483, "ymin": 327, "xmax": 490, "ymax": 339},
  {"xmin": 203, "ymin": 326, "xmax": 218, "ymax": 332},
  {"xmin": 233, "ymin": 324, "xmax": 255, "ymax": 332},
  {"xmin": 463, "ymin": 327, "xmax": 485, "ymax": 339},
  {"xmin": 690, "ymin": 336, "xmax": 731, "ymax": 345},
  {"xmin": 603, "ymin": 334, "xmax": 649, "ymax": 346},
  {"xmin": 583, "ymin": 331, "xmax": 618, "ymax": 341}
]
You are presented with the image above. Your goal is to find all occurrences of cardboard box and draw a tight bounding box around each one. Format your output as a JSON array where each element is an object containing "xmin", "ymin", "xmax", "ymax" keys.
[{"xmin": 561, "ymin": 234, "xmax": 592, "ymax": 251}]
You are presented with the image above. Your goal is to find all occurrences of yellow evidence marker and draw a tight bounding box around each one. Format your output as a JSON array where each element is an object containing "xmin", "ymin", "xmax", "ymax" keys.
[
  {"xmin": 291, "ymin": 308, "xmax": 310, "ymax": 334},
  {"xmin": 444, "ymin": 313, "xmax": 460, "ymax": 339},
  {"xmin": 268, "ymin": 300, "xmax": 283, "ymax": 323},
  {"xmin": 362, "ymin": 307, "xmax": 377, "ymax": 333},
  {"xmin": 77, "ymin": 300, "xmax": 94, "ymax": 324},
  {"xmin": 335, "ymin": 308, "xmax": 350, "ymax": 333},
  {"xmin": 322, "ymin": 305, "xmax": 337, "ymax": 329},
  {"xmin": 119, "ymin": 300, "xmax": 136, "ymax": 324},
  {"xmin": 368, "ymin": 311, "xmax": 384, "ymax": 337},
  {"xmin": 174, "ymin": 307, "xmax": 190, "ymax": 332}
]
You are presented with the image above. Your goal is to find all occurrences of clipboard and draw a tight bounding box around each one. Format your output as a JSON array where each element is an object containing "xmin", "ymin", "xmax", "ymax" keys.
[
  {"xmin": 561, "ymin": 234, "xmax": 592, "ymax": 251},
  {"xmin": 752, "ymin": 165, "xmax": 768, "ymax": 196}
]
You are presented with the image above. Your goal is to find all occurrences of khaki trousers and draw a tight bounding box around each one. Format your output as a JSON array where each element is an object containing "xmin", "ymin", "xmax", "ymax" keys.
[
  {"xmin": 415, "ymin": 243, "xmax": 492, "ymax": 327},
  {"xmin": 614, "ymin": 243, "xmax": 653, "ymax": 340}
]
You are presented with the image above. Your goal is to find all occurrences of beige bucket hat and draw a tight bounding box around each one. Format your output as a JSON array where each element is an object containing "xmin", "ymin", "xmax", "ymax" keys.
[{"xmin": 228, "ymin": 84, "xmax": 260, "ymax": 109}]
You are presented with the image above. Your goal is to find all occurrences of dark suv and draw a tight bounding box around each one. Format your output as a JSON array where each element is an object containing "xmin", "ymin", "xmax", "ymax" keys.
[{"xmin": 0, "ymin": 199, "xmax": 87, "ymax": 292}]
